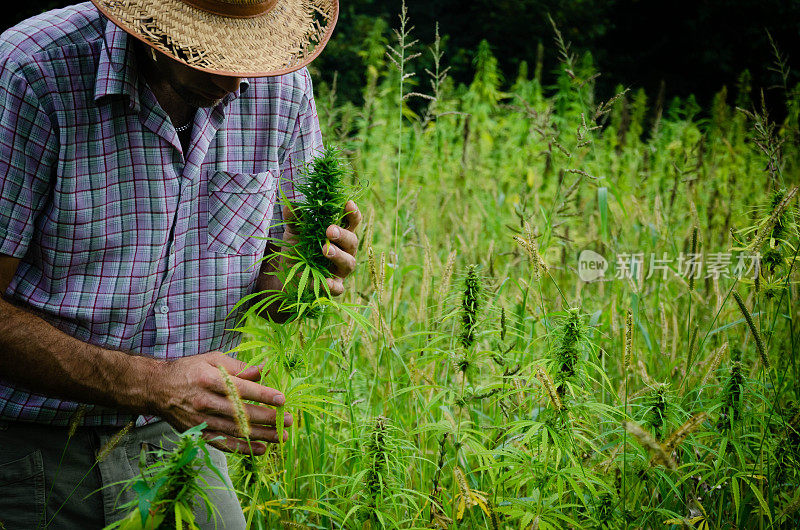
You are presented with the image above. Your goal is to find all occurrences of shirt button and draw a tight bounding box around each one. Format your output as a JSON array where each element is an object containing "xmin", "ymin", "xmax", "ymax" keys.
[{"xmin": 159, "ymin": 305, "xmax": 169, "ymax": 314}]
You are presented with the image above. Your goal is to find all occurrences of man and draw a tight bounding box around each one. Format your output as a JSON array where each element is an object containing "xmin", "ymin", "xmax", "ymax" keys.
[{"xmin": 0, "ymin": 0, "xmax": 358, "ymax": 527}]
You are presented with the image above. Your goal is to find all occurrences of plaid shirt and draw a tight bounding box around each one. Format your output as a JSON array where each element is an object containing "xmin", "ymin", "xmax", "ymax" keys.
[{"xmin": 0, "ymin": 3, "xmax": 322, "ymax": 426}]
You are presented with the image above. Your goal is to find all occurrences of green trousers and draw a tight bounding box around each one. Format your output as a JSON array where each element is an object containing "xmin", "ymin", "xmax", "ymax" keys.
[{"xmin": 0, "ymin": 419, "xmax": 246, "ymax": 529}]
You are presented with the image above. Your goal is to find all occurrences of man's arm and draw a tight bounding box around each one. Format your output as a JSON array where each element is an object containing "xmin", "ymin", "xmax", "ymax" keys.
[{"xmin": 0, "ymin": 255, "xmax": 287, "ymax": 454}]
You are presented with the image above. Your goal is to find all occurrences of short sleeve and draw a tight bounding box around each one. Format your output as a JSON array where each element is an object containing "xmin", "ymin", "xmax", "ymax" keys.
[
  {"xmin": 268, "ymin": 69, "xmax": 323, "ymax": 241},
  {"xmin": 0, "ymin": 59, "xmax": 57, "ymax": 258}
]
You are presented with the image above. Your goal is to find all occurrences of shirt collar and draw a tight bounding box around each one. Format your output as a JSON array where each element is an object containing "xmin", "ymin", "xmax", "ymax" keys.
[
  {"xmin": 94, "ymin": 17, "xmax": 140, "ymax": 112},
  {"xmin": 227, "ymin": 78, "xmax": 251, "ymax": 103}
]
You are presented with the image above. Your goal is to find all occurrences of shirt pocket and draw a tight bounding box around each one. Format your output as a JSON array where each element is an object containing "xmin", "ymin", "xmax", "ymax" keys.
[{"xmin": 206, "ymin": 170, "xmax": 279, "ymax": 255}]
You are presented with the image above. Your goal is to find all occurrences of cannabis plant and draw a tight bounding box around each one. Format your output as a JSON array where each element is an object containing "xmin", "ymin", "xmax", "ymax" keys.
[
  {"xmin": 547, "ymin": 308, "xmax": 590, "ymax": 397},
  {"xmin": 105, "ymin": 423, "xmax": 226, "ymax": 530},
  {"xmin": 245, "ymin": 146, "xmax": 356, "ymax": 321}
]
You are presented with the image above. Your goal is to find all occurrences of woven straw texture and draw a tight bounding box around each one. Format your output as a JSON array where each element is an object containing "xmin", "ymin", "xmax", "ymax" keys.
[{"xmin": 93, "ymin": 0, "xmax": 337, "ymax": 77}]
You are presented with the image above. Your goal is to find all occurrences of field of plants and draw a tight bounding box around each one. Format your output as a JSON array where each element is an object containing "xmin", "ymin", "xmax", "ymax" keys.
[{"xmin": 108, "ymin": 10, "xmax": 800, "ymax": 530}]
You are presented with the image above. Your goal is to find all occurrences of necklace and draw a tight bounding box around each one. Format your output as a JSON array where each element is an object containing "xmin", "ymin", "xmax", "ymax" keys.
[{"xmin": 175, "ymin": 121, "xmax": 192, "ymax": 133}]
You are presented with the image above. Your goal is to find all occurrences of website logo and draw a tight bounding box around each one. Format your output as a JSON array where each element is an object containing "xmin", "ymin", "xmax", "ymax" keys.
[{"xmin": 578, "ymin": 249, "xmax": 608, "ymax": 282}]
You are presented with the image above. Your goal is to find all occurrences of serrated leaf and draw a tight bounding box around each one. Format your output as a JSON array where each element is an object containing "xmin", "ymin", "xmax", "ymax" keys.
[{"xmin": 296, "ymin": 266, "xmax": 311, "ymax": 303}]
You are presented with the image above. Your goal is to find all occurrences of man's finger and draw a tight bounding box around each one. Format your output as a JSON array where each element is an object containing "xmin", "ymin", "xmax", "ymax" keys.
[
  {"xmin": 202, "ymin": 414, "xmax": 288, "ymax": 443},
  {"xmin": 326, "ymin": 277, "xmax": 344, "ymax": 297},
  {"xmin": 244, "ymin": 404, "xmax": 294, "ymax": 427},
  {"xmin": 342, "ymin": 201, "xmax": 362, "ymax": 231},
  {"xmin": 212, "ymin": 353, "xmax": 256, "ymax": 377},
  {"xmin": 281, "ymin": 203, "xmax": 296, "ymax": 222},
  {"xmin": 236, "ymin": 363, "xmax": 265, "ymax": 382},
  {"xmin": 326, "ymin": 225, "xmax": 358, "ymax": 256},
  {"xmin": 203, "ymin": 430, "xmax": 267, "ymax": 455},
  {"xmin": 234, "ymin": 377, "xmax": 286, "ymax": 407},
  {"xmin": 215, "ymin": 355, "xmax": 251, "ymax": 376},
  {"xmin": 323, "ymin": 241, "xmax": 357, "ymax": 278},
  {"xmin": 210, "ymin": 355, "xmax": 285, "ymax": 407},
  {"xmin": 231, "ymin": 362, "xmax": 262, "ymax": 381},
  {"xmin": 194, "ymin": 391, "xmax": 293, "ymax": 428}
]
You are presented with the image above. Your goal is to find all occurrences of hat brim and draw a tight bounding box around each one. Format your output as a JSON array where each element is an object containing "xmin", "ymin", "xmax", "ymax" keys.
[{"xmin": 91, "ymin": 0, "xmax": 338, "ymax": 78}]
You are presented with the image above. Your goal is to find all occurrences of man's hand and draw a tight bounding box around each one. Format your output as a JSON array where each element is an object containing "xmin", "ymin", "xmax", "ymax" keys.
[
  {"xmin": 283, "ymin": 199, "xmax": 362, "ymax": 296},
  {"xmin": 152, "ymin": 352, "xmax": 291, "ymax": 455}
]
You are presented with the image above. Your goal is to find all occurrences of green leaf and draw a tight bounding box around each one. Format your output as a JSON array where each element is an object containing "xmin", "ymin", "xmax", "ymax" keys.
[
  {"xmin": 296, "ymin": 265, "xmax": 311, "ymax": 303},
  {"xmin": 598, "ymin": 186, "xmax": 609, "ymax": 241},
  {"xmin": 132, "ymin": 480, "xmax": 158, "ymax": 526},
  {"xmin": 282, "ymin": 260, "xmax": 305, "ymax": 289},
  {"xmin": 174, "ymin": 503, "xmax": 182, "ymax": 530},
  {"xmin": 747, "ymin": 478, "xmax": 772, "ymax": 523}
]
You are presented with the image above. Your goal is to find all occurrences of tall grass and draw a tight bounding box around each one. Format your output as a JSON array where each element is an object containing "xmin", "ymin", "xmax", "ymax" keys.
[
  {"xmin": 227, "ymin": 17, "xmax": 800, "ymax": 527},
  {"xmin": 117, "ymin": 14, "xmax": 800, "ymax": 529}
]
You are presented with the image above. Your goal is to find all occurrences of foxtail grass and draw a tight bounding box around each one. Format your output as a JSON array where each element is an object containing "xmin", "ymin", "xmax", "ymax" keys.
[
  {"xmin": 732, "ymin": 290, "xmax": 769, "ymax": 369},
  {"xmin": 622, "ymin": 420, "xmax": 677, "ymax": 471},
  {"xmin": 219, "ymin": 366, "xmax": 251, "ymax": 440}
]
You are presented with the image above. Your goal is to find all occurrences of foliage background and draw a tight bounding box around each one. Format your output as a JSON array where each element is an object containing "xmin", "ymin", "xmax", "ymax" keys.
[{"xmin": 6, "ymin": 2, "xmax": 800, "ymax": 529}]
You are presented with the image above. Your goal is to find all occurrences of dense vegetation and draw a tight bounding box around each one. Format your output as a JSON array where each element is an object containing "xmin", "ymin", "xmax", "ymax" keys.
[
  {"xmin": 15, "ymin": 3, "xmax": 799, "ymax": 529},
  {"xmin": 318, "ymin": 0, "xmax": 800, "ymax": 114},
  {"xmin": 215, "ymin": 11, "xmax": 800, "ymax": 529}
]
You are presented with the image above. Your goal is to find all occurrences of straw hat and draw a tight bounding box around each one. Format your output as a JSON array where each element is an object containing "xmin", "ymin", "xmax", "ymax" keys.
[{"xmin": 91, "ymin": 0, "xmax": 339, "ymax": 77}]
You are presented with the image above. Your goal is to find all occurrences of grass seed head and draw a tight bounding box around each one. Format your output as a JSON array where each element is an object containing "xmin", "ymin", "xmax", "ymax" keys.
[
  {"xmin": 340, "ymin": 316, "xmax": 357, "ymax": 357},
  {"xmin": 536, "ymin": 367, "xmax": 564, "ymax": 412},
  {"xmin": 370, "ymin": 300, "xmax": 395, "ymax": 349},
  {"xmin": 685, "ymin": 324, "xmax": 699, "ymax": 375},
  {"xmin": 701, "ymin": 342, "xmax": 729, "ymax": 387},
  {"xmin": 500, "ymin": 306, "xmax": 507, "ymax": 342},
  {"xmin": 624, "ymin": 309, "xmax": 633, "ymax": 374},
  {"xmin": 419, "ymin": 237, "xmax": 433, "ymax": 319},
  {"xmin": 664, "ymin": 412, "xmax": 708, "ymax": 453},
  {"xmin": 688, "ymin": 225, "xmax": 699, "ymax": 292},
  {"xmin": 779, "ymin": 490, "xmax": 800, "ymax": 523},
  {"xmin": 219, "ymin": 365, "xmax": 251, "ymax": 439},
  {"xmin": 731, "ymin": 290, "xmax": 769, "ymax": 369},
  {"xmin": 68, "ymin": 404, "xmax": 88, "ymax": 439},
  {"xmin": 622, "ymin": 420, "xmax": 677, "ymax": 471},
  {"xmin": 488, "ymin": 502, "xmax": 500, "ymax": 530},
  {"xmin": 97, "ymin": 421, "xmax": 134, "ymax": 462},
  {"xmin": 437, "ymin": 250, "xmax": 458, "ymax": 316},
  {"xmin": 453, "ymin": 465, "xmax": 470, "ymax": 497},
  {"xmin": 367, "ymin": 246, "xmax": 383, "ymax": 304},
  {"xmin": 514, "ymin": 221, "xmax": 547, "ymax": 278}
]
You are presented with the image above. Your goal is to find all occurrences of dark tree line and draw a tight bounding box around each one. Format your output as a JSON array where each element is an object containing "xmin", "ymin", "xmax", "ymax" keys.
[
  {"xmin": 5, "ymin": 1, "xmax": 800, "ymax": 116},
  {"xmin": 319, "ymin": 0, "xmax": 800, "ymax": 116}
]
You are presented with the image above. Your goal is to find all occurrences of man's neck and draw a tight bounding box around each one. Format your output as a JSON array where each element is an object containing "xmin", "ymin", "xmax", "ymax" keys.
[{"xmin": 134, "ymin": 43, "xmax": 195, "ymax": 130}]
